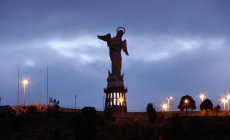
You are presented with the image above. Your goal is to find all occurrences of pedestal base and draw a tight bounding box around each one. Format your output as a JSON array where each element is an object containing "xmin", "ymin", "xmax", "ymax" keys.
[{"xmin": 104, "ymin": 87, "xmax": 127, "ymax": 115}]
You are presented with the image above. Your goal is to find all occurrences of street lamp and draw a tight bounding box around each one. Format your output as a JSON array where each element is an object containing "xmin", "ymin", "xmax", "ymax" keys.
[
  {"xmin": 166, "ymin": 96, "xmax": 173, "ymax": 111},
  {"xmin": 162, "ymin": 103, "xmax": 167, "ymax": 112},
  {"xmin": 185, "ymin": 99, "xmax": 189, "ymax": 117},
  {"xmin": 227, "ymin": 94, "xmax": 230, "ymax": 111},
  {"xmin": 222, "ymin": 98, "xmax": 227, "ymax": 111},
  {"xmin": 22, "ymin": 79, "xmax": 29, "ymax": 106},
  {"xmin": 199, "ymin": 94, "xmax": 205, "ymax": 102}
]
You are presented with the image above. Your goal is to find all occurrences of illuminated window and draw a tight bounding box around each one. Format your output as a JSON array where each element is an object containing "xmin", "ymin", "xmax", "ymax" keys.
[
  {"xmin": 114, "ymin": 92, "xmax": 116, "ymax": 98},
  {"xmin": 110, "ymin": 101, "xmax": 112, "ymax": 105},
  {"xmin": 117, "ymin": 100, "xmax": 119, "ymax": 105},
  {"xmin": 110, "ymin": 93, "xmax": 113, "ymax": 98},
  {"xmin": 117, "ymin": 93, "xmax": 119, "ymax": 98},
  {"xmin": 114, "ymin": 99, "xmax": 116, "ymax": 105}
]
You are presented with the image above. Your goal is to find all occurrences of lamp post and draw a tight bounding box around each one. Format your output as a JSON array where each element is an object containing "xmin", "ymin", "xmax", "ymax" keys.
[
  {"xmin": 222, "ymin": 98, "xmax": 227, "ymax": 111},
  {"xmin": 185, "ymin": 99, "xmax": 189, "ymax": 117},
  {"xmin": 162, "ymin": 103, "xmax": 167, "ymax": 112},
  {"xmin": 23, "ymin": 79, "xmax": 29, "ymax": 106},
  {"xmin": 227, "ymin": 95, "xmax": 230, "ymax": 111},
  {"xmin": 75, "ymin": 94, "xmax": 76, "ymax": 110},
  {"xmin": 200, "ymin": 94, "xmax": 205, "ymax": 102},
  {"xmin": 166, "ymin": 96, "xmax": 173, "ymax": 111}
]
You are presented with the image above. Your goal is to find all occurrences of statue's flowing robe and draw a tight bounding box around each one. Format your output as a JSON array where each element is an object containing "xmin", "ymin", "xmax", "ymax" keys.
[{"xmin": 98, "ymin": 34, "xmax": 128, "ymax": 75}]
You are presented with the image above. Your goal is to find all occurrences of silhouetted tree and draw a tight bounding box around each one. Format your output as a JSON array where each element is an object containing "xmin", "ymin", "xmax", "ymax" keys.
[
  {"xmin": 200, "ymin": 99, "xmax": 213, "ymax": 115},
  {"xmin": 178, "ymin": 95, "xmax": 196, "ymax": 111},
  {"xmin": 81, "ymin": 107, "xmax": 96, "ymax": 119},
  {"xmin": 146, "ymin": 103, "xmax": 157, "ymax": 123}
]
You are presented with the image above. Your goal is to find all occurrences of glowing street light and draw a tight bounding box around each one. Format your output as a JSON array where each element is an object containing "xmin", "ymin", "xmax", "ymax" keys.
[
  {"xmin": 199, "ymin": 94, "xmax": 205, "ymax": 102},
  {"xmin": 184, "ymin": 99, "xmax": 189, "ymax": 117},
  {"xmin": 162, "ymin": 103, "xmax": 167, "ymax": 112},
  {"xmin": 22, "ymin": 79, "xmax": 29, "ymax": 106},
  {"xmin": 185, "ymin": 99, "xmax": 189, "ymax": 104},
  {"xmin": 227, "ymin": 94, "xmax": 230, "ymax": 111},
  {"xmin": 166, "ymin": 96, "xmax": 173, "ymax": 111},
  {"xmin": 222, "ymin": 98, "xmax": 227, "ymax": 111}
]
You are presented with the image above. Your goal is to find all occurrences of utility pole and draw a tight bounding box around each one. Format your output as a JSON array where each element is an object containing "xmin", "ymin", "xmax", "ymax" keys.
[
  {"xmin": 75, "ymin": 94, "xmax": 76, "ymax": 110},
  {"xmin": 0, "ymin": 97, "xmax": 1, "ymax": 105},
  {"xmin": 18, "ymin": 68, "xmax": 19, "ymax": 106},
  {"xmin": 103, "ymin": 96, "xmax": 105, "ymax": 111},
  {"xmin": 47, "ymin": 66, "xmax": 48, "ymax": 106}
]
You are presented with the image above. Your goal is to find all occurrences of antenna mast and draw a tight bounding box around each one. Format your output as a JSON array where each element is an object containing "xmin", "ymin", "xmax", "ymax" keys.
[
  {"xmin": 47, "ymin": 66, "xmax": 48, "ymax": 106},
  {"xmin": 18, "ymin": 68, "xmax": 19, "ymax": 106}
]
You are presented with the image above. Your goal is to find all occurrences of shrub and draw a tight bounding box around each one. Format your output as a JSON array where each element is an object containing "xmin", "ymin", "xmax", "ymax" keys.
[
  {"xmin": 81, "ymin": 107, "xmax": 96, "ymax": 119},
  {"xmin": 146, "ymin": 103, "xmax": 157, "ymax": 123},
  {"xmin": 27, "ymin": 106, "xmax": 38, "ymax": 114}
]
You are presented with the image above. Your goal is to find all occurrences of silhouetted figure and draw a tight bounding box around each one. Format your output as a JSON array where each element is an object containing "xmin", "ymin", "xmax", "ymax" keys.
[{"xmin": 97, "ymin": 27, "xmax": 129, "ymax": 75}]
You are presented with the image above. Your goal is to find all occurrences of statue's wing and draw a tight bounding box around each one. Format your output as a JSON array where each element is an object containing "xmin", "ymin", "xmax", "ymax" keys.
[
  {"xmin": 97, "ymin": 33, "xmax": 111, "ymax": 42},
  {"xmin": 122, "ymin": 40, "xmax": 129, "ymax": 56}
]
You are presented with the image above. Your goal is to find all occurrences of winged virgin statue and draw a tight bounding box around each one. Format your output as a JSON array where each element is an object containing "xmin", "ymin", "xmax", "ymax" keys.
[{"xmin": 97, "ymin": 27, "xmax": 129, "ymax": 75}]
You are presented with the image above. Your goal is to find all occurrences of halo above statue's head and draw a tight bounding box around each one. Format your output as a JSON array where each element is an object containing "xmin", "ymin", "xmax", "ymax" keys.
[{"xmin": 116, "ymin": 27, "xmax": 125, "ymax": 34}]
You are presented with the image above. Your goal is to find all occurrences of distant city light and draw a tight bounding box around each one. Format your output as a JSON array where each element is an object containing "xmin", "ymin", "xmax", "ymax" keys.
[
  {"xmin": 199, "ymin": 94, "xmax": 205, "ymax": 102},
  {"xmin": 166, "ymin": 96, "xmax": 173, "ymax": 111},
  {"xmin": 22, "ymin": 79, "xmax": 29, "ymax": 106},
  {"xmin": 162, "ymin": 103, "xmax": 167, "ymax": 112},
  {"xmin": 185, "ymin": 99, "xmax": 189, "ymax": 104},
  {"xmin": 222, "ymin": 98, "xmax": 227, "ymax": 110},
  {"xmin": 22, "ymin": 79, "xmax": 29, "ymax": 86},
  {"xmin": 227, "ymin": 94, "xmax": 230, "ymax": 111}
]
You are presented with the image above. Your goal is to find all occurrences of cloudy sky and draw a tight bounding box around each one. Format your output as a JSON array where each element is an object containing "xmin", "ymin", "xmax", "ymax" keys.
[{"xmin": 0, "ymin": 0, "xmax": 230, "ymax": 111}]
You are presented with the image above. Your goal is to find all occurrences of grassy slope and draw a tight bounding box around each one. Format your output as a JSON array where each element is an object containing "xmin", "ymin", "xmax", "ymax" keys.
[{"xmin": 1, "ymin": 112, "xmax": 230, "ymax": 140}]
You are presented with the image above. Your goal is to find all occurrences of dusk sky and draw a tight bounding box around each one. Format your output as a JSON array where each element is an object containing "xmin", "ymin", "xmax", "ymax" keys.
[{"xmin": 0, "ymin": 0, "xmax": 230, "ymax": 111}]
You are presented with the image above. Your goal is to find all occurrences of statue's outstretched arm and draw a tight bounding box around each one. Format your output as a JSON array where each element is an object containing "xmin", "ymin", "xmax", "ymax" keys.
[
  {"xmin": 122, "ymin": 40, "xmax": 129, "ymax": 56},
  {"xmin": 97, "ymin": 33, "xmax": 111, "ymax": 42}
]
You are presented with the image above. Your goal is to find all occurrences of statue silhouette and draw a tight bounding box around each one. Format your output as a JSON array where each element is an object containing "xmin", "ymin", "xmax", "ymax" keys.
[{"xmin": 97, "ymin": 27, "xmax": 129, "ymax": 75}]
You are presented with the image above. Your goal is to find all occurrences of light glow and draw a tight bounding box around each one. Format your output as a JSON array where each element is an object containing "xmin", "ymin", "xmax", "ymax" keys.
[
  {"xmin": 227, "ymin": 94, "xmax": 230, "ymax": 111},
  {"xmin": 227, "ymin": 95, "xmax": 230, "ymax": 99},
  {"xmin": 22, "ymin": 79, "xmax": 29, "ymax": 86},
  {"xmin": 162, "ymin": 103, "xmax": 167, "ymax": 112},
  {"xmin": 222, "ymin": 98, "xmax": 227, "ymax": 110},
  {"xmin": 166, "ymin": 96, "xmax": 173, "ymax": 111},
  {"xmin": 118, "ymin": 98, "xmax": 123, "ymax": 106},
  {"xmin": 200, "ymin": 94, "xmax": 205, "ymax": 102},
  {"xmin": 185, "ymin": 99, "xmax": 189, "ymax": 104},
  {"xmin": 222, "ymin": 98, "xmax": 227, "ymax": 103}
]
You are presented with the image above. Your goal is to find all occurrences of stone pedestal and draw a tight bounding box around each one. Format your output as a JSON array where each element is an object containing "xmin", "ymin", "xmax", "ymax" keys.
[{"xmin": 104, "ymin": 71, "xmax": 127, "ymax": 115}]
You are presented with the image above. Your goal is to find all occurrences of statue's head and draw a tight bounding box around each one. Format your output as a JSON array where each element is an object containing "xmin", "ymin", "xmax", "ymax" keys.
[{"xmin": 116, "ymin": 27, "xmax": 125, "ymax": 38}]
